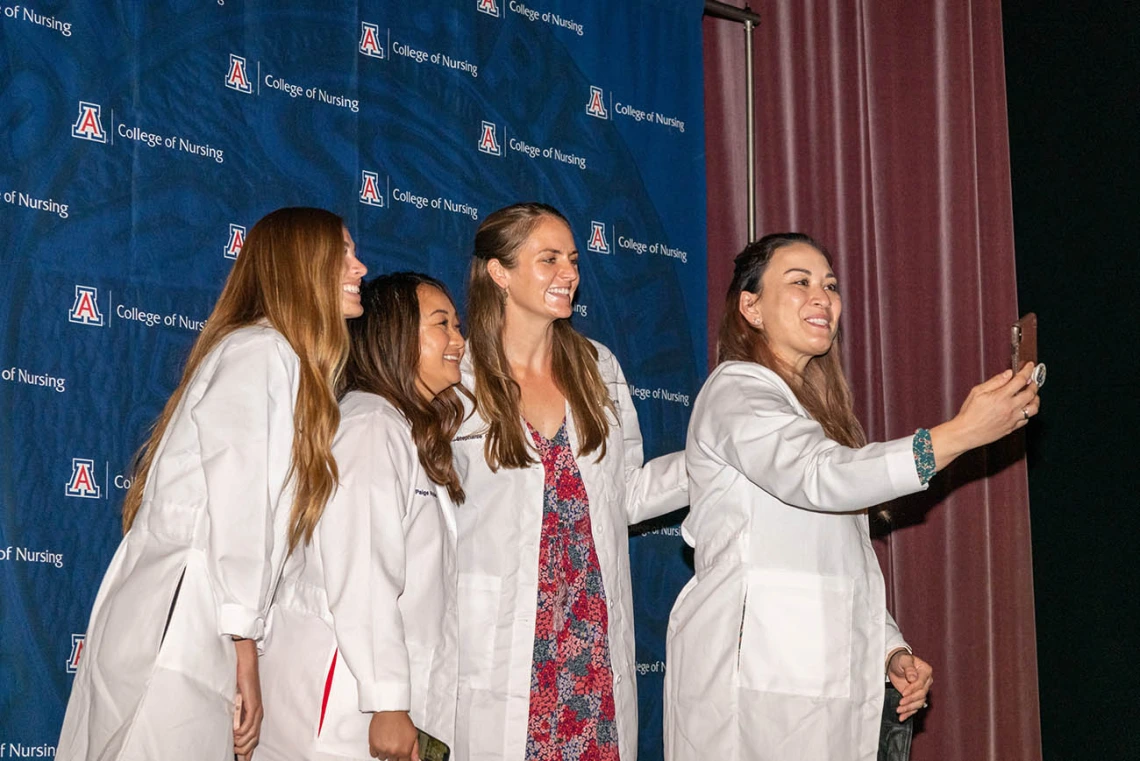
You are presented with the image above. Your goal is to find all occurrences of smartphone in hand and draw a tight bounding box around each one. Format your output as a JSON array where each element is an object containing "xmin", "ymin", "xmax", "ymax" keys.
[
  {"xmin": 1011, "ymin": 313, "xmax": 1037, "ymax": 370},
  {"xmin": 1011, "ymin": 313, "xmax": 1046, "ymax": 387},
  {"xmin": 416, "ymin": 729, "xmax": 450, "ymax": 761}
]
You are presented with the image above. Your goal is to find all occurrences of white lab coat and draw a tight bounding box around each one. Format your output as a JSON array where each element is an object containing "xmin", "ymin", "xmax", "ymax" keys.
[
  {"xmin": 664, "ymin": 362, "xmax": 927, "ymax": 761},
  {"xmin": 451, "ymin": 340, "xmax": 688, "ymax": 761},
  {"xmin": 57, "ymin": 324, "xmax": 300, "ymax": 761},
  {"xmin": 258, "ymin": 391, "xmax": 458, "ymax": 760}
]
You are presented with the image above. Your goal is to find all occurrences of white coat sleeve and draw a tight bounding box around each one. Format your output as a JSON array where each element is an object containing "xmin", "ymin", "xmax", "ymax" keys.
[
  {"xmin": 696, "ymin": 368, "xmax": 925, "ymax": 513},
  {"xmin": 319, "ymin": 410, "xmax": 414, "ymax": 713},
  {"xmin": 884, "ymin": 609, "xmax": 909, "ymax": 662},
  {"xmin": 190, "ymin": 334, "xmax": 298, "ymax": 640},
  {"xmin": 607, "ymin": 351, "xmax": 689, "ymax": 525}
]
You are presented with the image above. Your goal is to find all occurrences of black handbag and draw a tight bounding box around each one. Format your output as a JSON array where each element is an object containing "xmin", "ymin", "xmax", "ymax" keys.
[{"xmin": 878, "ymin": 685, "xmax": 914, "ymax": 761}]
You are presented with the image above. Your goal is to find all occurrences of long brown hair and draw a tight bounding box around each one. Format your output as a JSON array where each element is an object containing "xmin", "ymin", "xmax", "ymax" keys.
[
  {"xmin": 467, "ymin": 202, "xmax": 613, "ymax": 470},
  {"xmin": 122, "ymin": 207, "xmax": 350, "ymax": 551},
  {"xmin": 342, "ymin": 272, "xmax": 467, "ymax": 503},
  {"xmin": 718, "ymin": 233, "xmax": 867, "ymax": 448}
]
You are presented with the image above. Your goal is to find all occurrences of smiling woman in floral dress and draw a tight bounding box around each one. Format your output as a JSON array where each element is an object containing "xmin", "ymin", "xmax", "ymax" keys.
[{"xmin": 451, "ymin": 202, "xmax": 688, "ymax": 761}]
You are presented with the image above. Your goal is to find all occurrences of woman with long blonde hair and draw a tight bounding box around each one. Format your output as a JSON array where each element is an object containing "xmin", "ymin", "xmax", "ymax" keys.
[
  {"xmin": 57, "ymin": 207, "xmax": 367, "ymax": 761},
  {"xmin": 451, "ymin": 202, "xmax": 689, "ymax": 761},
  {"xmin": 664, "ymin": 233, "xmax": 1041, "ymax": 761}
]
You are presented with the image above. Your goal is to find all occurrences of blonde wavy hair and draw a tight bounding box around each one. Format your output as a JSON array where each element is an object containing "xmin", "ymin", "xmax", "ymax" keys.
[
  {"xmin": 466, "ymin": 202, "xmax": 613, "ymax": 470},
  {"xmin": 121, "ymin": 207, "xmax": 350, "ymax": 551}
]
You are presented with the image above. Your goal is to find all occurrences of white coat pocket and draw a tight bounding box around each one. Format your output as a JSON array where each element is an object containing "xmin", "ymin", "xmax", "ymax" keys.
[
  {"xmin": 314, "ymin": 646, "xmax": 372, "ymax": 758},
  {"xmin": 457, "ymin": 573, "xmax": 501, "ymax": 691},
  {"xmin": 738, "ymin": 569, "xmax": 854, "ymax": 699},
  {"xmin": 154, "ymin": 554, "xmax": 234, "ymax": 698}
]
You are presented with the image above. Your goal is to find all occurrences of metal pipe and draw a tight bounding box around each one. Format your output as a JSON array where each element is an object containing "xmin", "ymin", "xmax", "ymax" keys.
[
  {"xmin": 704, "ymin": 0, "xmax": 761, "ymax": 24},
  {"xmin": 704, "ymin": 3, "xmax": 760, "ymax": 242},
  {"xmin": 744, "ymin": 18, "xmax": 756, "ymax": 241}
]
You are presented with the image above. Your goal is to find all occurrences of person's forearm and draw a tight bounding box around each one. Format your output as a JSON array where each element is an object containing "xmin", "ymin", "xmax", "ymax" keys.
[{"xmin": 929, "ymin": 418, "xmax": 973, "ymax": 472}]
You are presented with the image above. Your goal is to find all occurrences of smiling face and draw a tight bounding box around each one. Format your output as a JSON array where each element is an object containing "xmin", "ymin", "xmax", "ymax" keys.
[
  {"xmin": 491, "ymin": 215, "xmax": 579, "ymax": 323},
  {"xmin": 739, "ymin": 242, "xmax": 842, "ymax": 374},
  {"xmin": 415, "ymin": 284, "xmax": 465, "ymax": 399},
  {"xmin": 340, "ymin": 227, "xmax": 367, "ymax": 318}
]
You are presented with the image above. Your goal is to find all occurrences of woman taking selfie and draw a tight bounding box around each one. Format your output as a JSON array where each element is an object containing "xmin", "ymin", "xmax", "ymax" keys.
[
  {"xmin": 258, "ymin": 272, "xmax": 467, "ymax": 761},
  {"xmin": 664, "ymin": 233, "xmax": 1041, "ymax": 761},
  {"xmin": 452, "ymin": 203, "xmax": 688, "ymax": 761},
  {"xmin": 57, "ymin": 207, "xmax": 367, "ymax": 761}
]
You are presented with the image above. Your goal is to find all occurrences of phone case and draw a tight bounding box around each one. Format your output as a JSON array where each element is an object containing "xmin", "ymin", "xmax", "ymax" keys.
[
  {"xmin": 1011, "ymin": 313, "xmax": 1038, "ymax": 370},
  {"xmin": 417, "ymin": 729, "xmax": 451, "ymax": 761}
]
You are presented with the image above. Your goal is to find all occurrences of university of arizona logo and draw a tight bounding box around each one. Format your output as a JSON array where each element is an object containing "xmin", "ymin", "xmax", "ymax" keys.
[
  {"xmin": 476, "ymin": 0, "xmax": 500, "ymax": 17},
  {"xmin": 225, "ymin": 54, "xmax": 252, "ymax": 93},
  {"xmin": 67, "ymin": 634, "xmax": 85, "ymax": 674},
  {"xmin": 224, "ymin": 224, "xmax": 246, "ymax": 260},
  {"xmin": 478, "ymin": 121, "xmax": 501, "ymax": 156},
  {"xmin": 66, "ymin": 458, "xmax": 101, "ymax": 499},
  {"xmin": 586, "ymin": 86, "xmax": 609, "ymax": 119},
  {"xmin": 360, "ymin": 22, "xmax": 384, "ymax": 58},
  {"xmin": 69, "ymin": 285, "xmax": 104, "ymax": 326},
  {"xmin": 587, "ymin": 221, "xmax": 610, "ymax": 254},
  {"xmin": 71, "ymin": 102, "xmax": 107, "ymax": 143},
  {"xmin": 360, "ymin": 171, "xmax": 383, "ymax": 207}
]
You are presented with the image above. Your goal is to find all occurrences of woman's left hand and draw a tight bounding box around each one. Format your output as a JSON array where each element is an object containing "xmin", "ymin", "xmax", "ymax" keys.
[
  {"xmin": 233, "ymin": 638, "xmax": 264, "ymax": 759},
  {"xmin": 887, "ymin": 650, "xmax": 933, "ymax": 721}
]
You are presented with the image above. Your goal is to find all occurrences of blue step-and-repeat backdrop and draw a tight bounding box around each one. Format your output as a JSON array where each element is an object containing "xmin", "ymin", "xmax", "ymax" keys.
[{"xmin": 0, "ymin": 1, "xmax": 706, "ymax": 758}]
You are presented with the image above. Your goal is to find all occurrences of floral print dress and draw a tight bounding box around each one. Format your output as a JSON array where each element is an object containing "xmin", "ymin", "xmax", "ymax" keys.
[{"xmin": 524, "ymin": 420, "xmax": 620, "ymax": 761}]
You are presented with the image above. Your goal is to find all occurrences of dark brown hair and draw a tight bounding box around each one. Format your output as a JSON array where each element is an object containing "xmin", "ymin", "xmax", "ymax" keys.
[
  {"xmin": 718, "ymin": 233, "xmax": 867, "ymax": 449},
  {"xmin": 343, "ymin": 272, "xmax": 466, "ymax": 503},
  {"xmin": 466, "ymin": 202, "xmax": 613, "ymax": 470}
]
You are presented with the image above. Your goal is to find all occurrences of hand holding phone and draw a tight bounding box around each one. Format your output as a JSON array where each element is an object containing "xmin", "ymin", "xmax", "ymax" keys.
[
  {"xmin": 416, "ymin": 729, "xmax": 451, "ymax": 761},
  {"xmin": 1011, "ymin": 313, "xmax": 1046, "ymax": 387}
]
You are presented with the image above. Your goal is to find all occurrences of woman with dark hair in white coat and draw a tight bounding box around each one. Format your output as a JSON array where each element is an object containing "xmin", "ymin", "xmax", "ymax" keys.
[
  {"xmin": 57, "ymin": 207, "xmax": 367, "ymax": 761},
  {"xmin": 664, "ymin": 233, "xmax": 1041, "ymax": 761},
  {"xmin": 452, "ymin": 202, "xmax": 688, "ymax": 761},
  {"xmin": 257, "ymin": 272, "xmax": 468, "ymax": 761}
]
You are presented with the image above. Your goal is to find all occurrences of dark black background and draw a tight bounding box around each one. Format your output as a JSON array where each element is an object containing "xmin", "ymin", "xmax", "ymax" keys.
[{"xmin": 1002, "ymin": 3, "xmax": 1139, "ymax": 758}]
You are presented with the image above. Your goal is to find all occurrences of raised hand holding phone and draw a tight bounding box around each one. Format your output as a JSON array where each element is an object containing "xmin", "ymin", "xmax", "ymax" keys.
[{"xmin": 1012, "ymin": 312, "xmax": 1047, "ymax": 387}]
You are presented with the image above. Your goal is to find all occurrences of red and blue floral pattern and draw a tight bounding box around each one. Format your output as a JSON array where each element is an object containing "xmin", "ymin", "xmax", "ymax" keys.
[{"xmin": 524, "ymin": 421, "xmax": 620, "ymax": 761}]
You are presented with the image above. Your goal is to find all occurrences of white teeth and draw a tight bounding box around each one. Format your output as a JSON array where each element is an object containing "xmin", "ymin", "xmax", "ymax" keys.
[
  {"xmin": 343, "ymin": 284, "xmax": 360, "ymax": 294},
  {"xmin": 549, "ymin": 287, "xmax": 570, "ymax": 295},
  {"xmin": 806, "ymin": 318, "xmax": 828, "ymax": 327}
]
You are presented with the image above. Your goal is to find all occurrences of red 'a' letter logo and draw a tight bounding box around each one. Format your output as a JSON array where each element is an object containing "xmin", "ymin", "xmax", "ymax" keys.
[
  {"xmin": 71, "ymin": 102, "xmax": 107, "ymax": 143},
  {"xmin": 66, "ymin": 458, "xmax": 101, "ymax": 499},
  {"xmin": 587, "ymin": 221, "xmax": 611, "ymax": 254},
  {"xmin": 225, "ymin": 54, "xmax": 252, "ymax": 93},
  {"xmin": 225, "ymin": 224, "xmax": 246, "ymax": 260},
  {"xmin": 360, "ymin": 23, "xmax": 384, "ymax": 58},
  {"xmin": 67, "ymin": 634, "xmax": 85, "ymax": 673},
  {"xmin": 586, "ymin": 86, "xmax": 608, "ymax": 119},
  {"xmin": 360, "ymin": 171, "xmax": 384, "ymax": 207},
  {"xmin": 477, "ymin": 0, "xmax": 500, "ymax": 17},
  {"xmin": 69, "ymin": 285, "xmax": 104, "ymax": 326},
  {"xmin": 478, "ymin": 121, "xmax": 501, "ymax": 156}
]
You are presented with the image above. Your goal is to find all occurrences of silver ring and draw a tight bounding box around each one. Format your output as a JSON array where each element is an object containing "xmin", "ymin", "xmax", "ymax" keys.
[
  {"xmin": 922, "ymin": 701, "xmax": 929, "ymax": 709},
  {"xmin": 1022, "ymin": 407, "xmax": 1030, "ymax": 421}
]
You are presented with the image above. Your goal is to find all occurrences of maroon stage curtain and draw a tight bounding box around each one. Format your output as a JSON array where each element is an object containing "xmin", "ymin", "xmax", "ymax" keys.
[{"xmin": 702, "ymin": 2, "xmax": 1042, "ymax": 760}]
